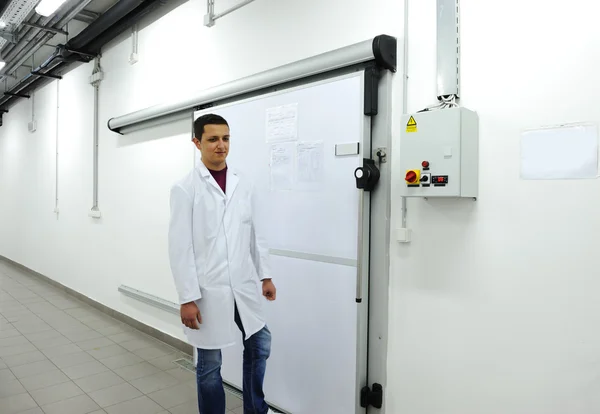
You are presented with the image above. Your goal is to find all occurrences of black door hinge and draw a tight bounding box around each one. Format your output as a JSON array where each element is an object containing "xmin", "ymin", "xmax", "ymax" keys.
[
  {"xmin": 364, "ymin": 65, "xmax": 382, "ymax": 116},
  {"xmin": 361, "ymin": 383, "xmax": 383, "ymax": 409}
]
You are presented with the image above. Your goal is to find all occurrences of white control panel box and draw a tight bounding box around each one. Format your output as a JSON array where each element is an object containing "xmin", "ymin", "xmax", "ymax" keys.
[{"xmin": 399, "ymin": 107, "xmax": 479, "ymax": 198}]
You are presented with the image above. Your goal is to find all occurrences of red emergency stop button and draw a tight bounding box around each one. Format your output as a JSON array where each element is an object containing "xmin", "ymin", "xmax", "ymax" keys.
[{"xmin": 405, "ymin": 171, "xmax": 417, "ymax": 183}]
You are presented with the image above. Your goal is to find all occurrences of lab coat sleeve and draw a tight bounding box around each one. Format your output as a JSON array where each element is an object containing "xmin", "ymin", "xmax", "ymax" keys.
[
  {"xmin": 250, "ymin": 187, "xmax": 271, "ymax": 281},
  {"xmin": 168, "ymin": 185, "xmax": 202, "ymax": 304}
]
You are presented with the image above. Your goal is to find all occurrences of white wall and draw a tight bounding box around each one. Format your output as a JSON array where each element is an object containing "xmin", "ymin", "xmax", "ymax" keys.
[
  {"xmin": 387, "ymin": 1, "xmax": 600, "ymax": 413},
  {"xmin": 2, "ymin": 0, "xmax": 600, "ymax": 412}
]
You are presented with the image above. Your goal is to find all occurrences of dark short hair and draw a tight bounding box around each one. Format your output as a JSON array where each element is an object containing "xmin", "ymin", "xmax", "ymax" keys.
[{"xmin": 193, "ymin": 114, "xmax": 229, "ymax": 141}]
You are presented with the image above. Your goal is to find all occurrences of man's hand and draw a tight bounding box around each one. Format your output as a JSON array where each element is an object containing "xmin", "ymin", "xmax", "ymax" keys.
[
  {"xmin": 181, "ymin": 302, "xmax": 202, "ymax": 329},
  {"xmin": 262, "ymin": 279, "xmax": 276, "ymax": 301}
]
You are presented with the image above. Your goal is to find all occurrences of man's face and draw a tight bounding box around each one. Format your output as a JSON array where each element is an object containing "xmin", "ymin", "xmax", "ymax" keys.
[{"xmin": 194, "ymin": 124, "xmax": 230, "ymax": 169}]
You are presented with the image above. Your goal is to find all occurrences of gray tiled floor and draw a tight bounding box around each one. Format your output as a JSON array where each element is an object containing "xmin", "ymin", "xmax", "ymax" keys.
[{"xmin": 0, "ymin": 260, "xmax": 244, "ymax": 413}]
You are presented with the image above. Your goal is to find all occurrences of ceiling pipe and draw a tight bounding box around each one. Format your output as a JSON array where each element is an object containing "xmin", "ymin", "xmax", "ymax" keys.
[
  {"xmin": 74, "ymin": 9, "xmax": 99, "ymax": 23},
  {"xmin": 83, "ymin": 0, "xmax": 167, "ymax": 54},
  {"xmin": 67, "ymin": 0, "xmax": 145, "ymax": 49},
  {"xmin": 2, "ymin": 0, "xmax": 78, "ymax": 61},
  {"xmin": 0, "ymin": 0, "xmax": 94, "ymax": 79},
  {"xmin": 0, "ymin": 0, "xmax": 10, "ymax": 14},
  {"xmin": 0, "ymin": 0, "xmax": 167, "ymax": 110}
]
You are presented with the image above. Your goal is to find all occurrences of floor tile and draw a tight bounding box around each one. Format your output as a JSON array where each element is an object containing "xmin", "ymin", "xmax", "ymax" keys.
[
  {"xmin": 129, "ymin": 371, "xmax": 180, "ymax": 394},
  {"xmin": 0, "ymin": 302, "xmax": 26, "ymax": 311},
  {"xmin": 32, "ymin": 335, "xmax": 73, "ymax": 350},
  {"xmin": 50, "ymin": 351, "xmax": 97, "ymax": 369},
  {"xmin": 87, "ymin": 344, "xmax": 128, "ymax": 360},
  {"xmin": 29, "ymin": 380, "xmax": 84, "ymax": 406},
  {"xmin": 226, "ymin": 392, "xmax": 243, "ymax": 410},
  {"xmin": 6, "ymin": 312, "xmax": 41, "ymax": 323},
  {"xmin": 24, "ymin": 329, "xmax": 64, "ymax": 342},
  {"xmin": 88, "ymin": 382, "xmax": 143, "ymax": 408},
  {"xmin": 57, "ymin": 323, "xmax": 97, "ymax": 336},
  {"xmin": 74, "ymin": 371, "xmax": 125, "ymax": 393},
  {"xmin": 63, "ymin": 360, "xmax": 110, "ymax": 380},
  {"xmin": 26, "ymin": 302, "xmax": 60, "ymax": 315},
  {"xmin": 98, "ymin": 352, "xmax": 144, "ymax": 370},
  {"xmin": 63, "ymin": 329, "xmax": 104, "ymax": 343},
  {"xmin": 17, "ymin": 296, "xmax": 46, "ymax": 305},
  {"xmin": 1, "ymin": 350, "xmax": 48, "ymax": 367},
  {"xmin": 0, "ymin": 334, "xmax": 30, "ymax": 348},
  {"xmin": 47, "ymin": 299, "xmax": 81, "ymax": 311},
  {"xmin": 65, "ymin": 308, "xmax": 105, "ymax": 321},
  {"xmin": 113, "ymin": 361, "xmax": 161, "ymax": 381},
  {"xmin": 147, "ymin": 382, "xmax": 197, "ymax": 409},
  {"xmin": 17, "ymin": 407, "xmax": 44, "ymax": 414},
  {"xmin": 42, "ymin": 343, "xmax": 83, "ymax": 358},
  {"xmin": 0, "ymin": 329, "xmax": 20, "ymax": 339},
  {"xmin": 106, "ymin": 331, "xmax": 148, "ymax": 344},
  {"xmin": 20, "ymin": 369, "xmax": 71, "ymax": 391},
  {"xmin": 147, "ymin": 353, "xmax": 185, "ymax": 370},
  {"xmin": 41, "ymin": 394, "xmax": 100, "ymax": 414},
  {"xmin": 0, "ymin": 393, "xmax": 38, "ymax": 414},
  {"xmin": 76, "ymin": 337, "xmax": 115, "ymax": 351},
  {"xmin": 134, "ymin": 344, "xmax": 174, "ymax": 360},
  {"xmin": 119, "ymin": 337, "xmax": 158, "ymax": 352},
  {"xmin": 0, "ymin": 367, "xmax": 17, "ymax": 382},
  {"xmin": 0, "ymin": 301, "xmax": 27, "ymax": 312},
  {"xmin": 103, "ymin": 395, "xmax": 165, "ymax": 414},
  {"xmin": 92, "ymin": 324, "xmax": 132, "ymax": 336},
  {"xmin": 0, "ymin": 342, "xmax": 37, "ymax": 357},
  {"xmin": 165, "ymin": 367, "xmax": 196, "ymax": 382},
  {"xmin": 169, "ymin": 400, "xmax": 200, "ymax": 414},
  {"xmin": 11, "ymin": 359, "xmax": 57, "ymax": 379},
  {"xmin": 6, "ymin": 289, "xmax": 38, "ymax": 300},
  {"xmin": 11, "ymin": 322, "xmax": 54, "ymax": 334},
  {"xmin": 0, "ymin": 379, "xmax": 27, "ymax": 398}
]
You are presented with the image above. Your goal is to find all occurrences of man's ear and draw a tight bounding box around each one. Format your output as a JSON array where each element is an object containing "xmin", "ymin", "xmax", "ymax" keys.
[{"xmin": 192, "ymin": 137, "xmax": 201, "ymax": 149}]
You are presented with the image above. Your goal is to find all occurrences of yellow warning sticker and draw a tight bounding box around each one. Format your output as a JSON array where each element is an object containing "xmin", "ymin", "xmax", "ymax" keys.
[{"xmin": 406, "ymin": 116, "xmax": 417, "ymax": 133}]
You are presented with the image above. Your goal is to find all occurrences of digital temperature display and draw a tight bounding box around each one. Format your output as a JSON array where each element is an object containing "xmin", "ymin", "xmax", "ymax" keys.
[{"xmin": 431, "ymin": 175, "xmax": 448, "ymax": 185}]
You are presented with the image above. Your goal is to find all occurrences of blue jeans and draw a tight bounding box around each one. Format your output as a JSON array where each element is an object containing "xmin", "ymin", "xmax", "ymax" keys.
[{"xmin": 196, "ymin": 305, "xmax": 271, "ymax": 414}]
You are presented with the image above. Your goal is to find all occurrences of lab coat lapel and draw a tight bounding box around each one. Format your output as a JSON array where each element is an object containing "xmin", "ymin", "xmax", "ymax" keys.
[
  {"xmin": 226, "ymin": 168, "xmax": 240, "ymax": 206},
  {"xmin": 196, "ymin": 161, "xmax": 225, "ymax": 196}
]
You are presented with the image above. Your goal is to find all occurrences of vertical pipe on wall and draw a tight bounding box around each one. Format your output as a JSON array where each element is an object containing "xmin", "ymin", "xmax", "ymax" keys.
[
  {"xmin": 129, "ymin": 24, "xmax": 139, "ymax": 64},
  {"xmin": 30, "ymin": 55, "xmax": 35, "ymax": 129},
  {"xmin": 90, "ymin": 57, "xmax": 103, "ymax": 218},
  {"xmin": 92, "ymin": 83, "xmax": 99, "ymax": 210},
  {"xmin": 436, "ymin": 0, "xmax": 460, "ymax": 98},
  {"xmin": 54, "ymin": 80, "xmax": 59, "ymax": 215}
]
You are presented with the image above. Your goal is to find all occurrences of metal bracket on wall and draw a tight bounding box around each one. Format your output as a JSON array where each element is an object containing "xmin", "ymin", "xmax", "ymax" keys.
[
  {"xmin": 21, "ymin": 22, "xmax": 68, "ymax": 36},
  {"xmin": 204, "ymin": 0, "xmax": 256, "ymax": 27},
  {"xmin": 4, "ymin": 92, "xmax": 30, "ymax": 99},
  {"xmin": 437, "ymin": 0, "xmax": 460, "ymax": 98},
  {"xmin": 31, "ymin": 71, "xmax": 62, "ymax": 80},
  {"xmin": 0, "ymin": 73, "xmax": 17, "ymax": 80},
  {"xmin": 0, "ymin": 28, "xmax": 17, "ymax": 44}
]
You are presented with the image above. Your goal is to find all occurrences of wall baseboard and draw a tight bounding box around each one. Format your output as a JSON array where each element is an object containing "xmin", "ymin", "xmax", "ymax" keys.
[{"xmin": 0, "ymin": 255, "xmax": 193, "ymax": 356}]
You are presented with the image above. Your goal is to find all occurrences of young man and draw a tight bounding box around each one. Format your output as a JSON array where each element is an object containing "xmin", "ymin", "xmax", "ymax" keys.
[{"xmin": 168, "ymin": 113, "xmax": 277, "ymax": 414}]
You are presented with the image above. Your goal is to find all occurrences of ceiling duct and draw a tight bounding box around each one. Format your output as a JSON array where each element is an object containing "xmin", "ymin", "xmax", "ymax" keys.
[
  {"xmin": 0, "ymin": 0, "xmax": 168, "ymax": 113},
  {"xmin": 0, "ymin": 0, "xmax": 95, "ymax": 81}
]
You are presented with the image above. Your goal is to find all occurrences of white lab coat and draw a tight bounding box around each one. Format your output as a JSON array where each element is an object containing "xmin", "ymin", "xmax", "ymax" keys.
[{"xmin": 168, "ymin": 162, "xmax": 271, "ymax": 349}]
